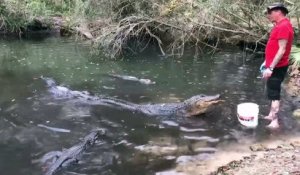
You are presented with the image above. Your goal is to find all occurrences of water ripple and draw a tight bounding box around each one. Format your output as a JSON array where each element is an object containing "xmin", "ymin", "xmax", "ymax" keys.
[{"xmin": 183, "ymin": 136, "xmax": 219, "ymax": 143}]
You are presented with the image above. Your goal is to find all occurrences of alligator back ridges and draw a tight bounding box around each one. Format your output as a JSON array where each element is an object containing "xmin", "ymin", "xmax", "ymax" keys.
[{"xmin": 42, "ymin": 129, "xmax": 106, "ymax": 175}]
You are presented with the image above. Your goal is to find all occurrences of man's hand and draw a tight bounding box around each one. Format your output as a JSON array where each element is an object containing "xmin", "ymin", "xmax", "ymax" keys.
[
  {"xmin": 262, "ymin": 68, "xmax": 273, "ymax": 79},
  {"xmin": 260, "ymin": 62, "xmax": 266, "ymax": 73}
]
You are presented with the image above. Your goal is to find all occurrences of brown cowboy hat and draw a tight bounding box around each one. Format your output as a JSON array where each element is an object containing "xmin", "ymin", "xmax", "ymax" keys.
[{"xmin": 267, "ymin": 2, "xmax": 289, "ymax": 14}]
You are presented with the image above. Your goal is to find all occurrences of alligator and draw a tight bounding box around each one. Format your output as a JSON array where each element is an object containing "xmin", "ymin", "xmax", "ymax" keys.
[
  {"xmin": 107, "ymin": 74, "xmax": 156, "ymax": 85},
  {"xmin": 42, "ymin": 77, "xmax": 96, "ymax": 100},
  {"xmin": 42, "ymin": 77, "xmax": 222, "ymax": 117},
  {"xmin": 42, "ymin": 129, "xmax": 106, "ymax": 175},
  {"xmin": 41, "ymin": 77, "xmax": 108, "ymax": 104},
  {"xmin": 97, "ymin": 94, "xmax": 222, "ymax": 117}
]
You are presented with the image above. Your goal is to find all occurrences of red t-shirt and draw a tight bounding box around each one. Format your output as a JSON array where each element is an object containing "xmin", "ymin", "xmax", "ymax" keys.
[{"xmin": 265, "ymin": 18, "xmax": 294, "ymax": 68}]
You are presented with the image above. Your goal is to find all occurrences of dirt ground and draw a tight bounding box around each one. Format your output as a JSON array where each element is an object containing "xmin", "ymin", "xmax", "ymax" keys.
[
  {"xmin": 159, "ymin": 135, "xmax": 300, "ymax": 175},
  {"xmin": 213, "ymin": 138, "xmax": 300, "ymax": 175}
]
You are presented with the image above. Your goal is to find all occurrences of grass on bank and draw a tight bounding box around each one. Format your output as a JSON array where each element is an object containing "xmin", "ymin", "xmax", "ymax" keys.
[{"xmin": 0, "ymin": 0, "xmax": 97, "ymax": 32}]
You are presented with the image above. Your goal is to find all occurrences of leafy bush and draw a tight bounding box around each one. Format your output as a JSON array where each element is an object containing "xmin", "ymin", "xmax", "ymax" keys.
[{"xmin": 1, "ymin": 0, "xmax": 300, "ymax": 59}]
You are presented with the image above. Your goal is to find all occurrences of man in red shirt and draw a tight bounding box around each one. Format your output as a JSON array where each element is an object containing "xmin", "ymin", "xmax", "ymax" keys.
[{"xmin": 262, "ymin": 3, "xmax": 294, "ymax": 129}]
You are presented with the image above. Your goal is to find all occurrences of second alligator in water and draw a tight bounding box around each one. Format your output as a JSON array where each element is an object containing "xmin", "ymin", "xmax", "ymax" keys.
[
  {"xmin": 107, "ymin": 74, "xmax": 156, "ymax": 85},
  {"xmin": 41, "ymin": 129, "xmax": 106, "ymax": 175},
  {"xmin": 42, "ymin": 77, "xmax": 222, "ymax": 117}
]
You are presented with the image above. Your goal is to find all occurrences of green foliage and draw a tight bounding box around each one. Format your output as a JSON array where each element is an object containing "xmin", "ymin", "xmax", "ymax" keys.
[
  {"xmin": 0, "ymin": 0, "xmax": 99, "ymax": 32},
  {"xmin": 1, "ymin": 0, "xmax": 300, "ymax": 58},
  {"xmin": 25, "ymin": 0, "xmax": 53, "ymax": 17},
  {"xmin": 291, "ymin": 45, "xmax": 300, "ymax": 67},
  {"xmin": 0, "ymin": 1, "xmax": 28, "ymax": 33}
]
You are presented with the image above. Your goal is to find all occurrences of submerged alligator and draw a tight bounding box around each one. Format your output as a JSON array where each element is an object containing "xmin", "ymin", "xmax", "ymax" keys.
[
  {"xmin": 107, "ymin": 74, "xmax": 156, "ymax": 85},
  {"xmin": 42, "ymin": 77, "xmax": 98, "ymax": 101},
  {"xmin": 41, "ymin": 129, "xmax": 106, "ymax": 175},
  {"xmin": 42, "ymin": 77, "xmax": 222, "ymax": 117}
]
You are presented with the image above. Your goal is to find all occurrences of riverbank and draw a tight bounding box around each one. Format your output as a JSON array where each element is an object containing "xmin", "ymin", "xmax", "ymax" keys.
[
  {"xmin": 156, "ymin": 133, "xmax": 300, "ymax": 175},
  {"xmin": 214, "ymin": 137, "xmax": 300, "ymax": 175},
  {"xmin": 1, "ymin": 1, "xmax": 300, "ymax": 58}
]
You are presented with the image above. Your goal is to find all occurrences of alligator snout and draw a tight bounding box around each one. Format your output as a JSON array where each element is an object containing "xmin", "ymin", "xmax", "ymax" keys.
[
  {"xmin": 95, "ymin": 128, "xmax": 107, "ymax": 136},
  {"xmin": 185, "ymin": 94, "xmax": 224, "ymax": 117}
]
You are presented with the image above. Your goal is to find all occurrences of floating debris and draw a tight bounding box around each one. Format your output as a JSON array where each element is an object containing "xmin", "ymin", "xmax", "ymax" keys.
[
  {"xmin": 162, "ymin": 120, "xmax": 179, "ymax": 127},
  {"xmin": 37, "ymin": 124, "xmax": 71, "ymax": 133},
  {"xmin": 108, "ymin": 74, "xmax": 156, "ymax": 85},
  {"xmin": 179, "ymin": 126, "xmax": 207, "ymax": 132}
]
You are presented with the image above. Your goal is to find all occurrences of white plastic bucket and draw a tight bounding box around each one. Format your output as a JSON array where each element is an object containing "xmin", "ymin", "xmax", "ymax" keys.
[{"xmin": 237, "ymin": 103, "xmax": 259, "ymax": 128}]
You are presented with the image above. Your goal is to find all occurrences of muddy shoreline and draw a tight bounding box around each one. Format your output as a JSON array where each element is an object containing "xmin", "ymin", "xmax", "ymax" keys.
[
  {"xmin": 214, "ymin": 138, "xmax": 300, "ymax": 175},
  {"xmin": 160, "ymin": 135, "xmax": 300, "ymax": 175}
]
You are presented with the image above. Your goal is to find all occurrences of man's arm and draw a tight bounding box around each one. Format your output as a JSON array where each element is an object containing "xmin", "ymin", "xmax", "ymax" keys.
[{"xmin": 269, "ymin": 39, "xmax": 288, "ymax": 69}]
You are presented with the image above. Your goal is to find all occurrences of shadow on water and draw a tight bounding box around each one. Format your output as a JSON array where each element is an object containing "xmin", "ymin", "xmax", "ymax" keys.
[{"xmin": 0, "ymin": 36, "xmax": 298, "ymax": 175}]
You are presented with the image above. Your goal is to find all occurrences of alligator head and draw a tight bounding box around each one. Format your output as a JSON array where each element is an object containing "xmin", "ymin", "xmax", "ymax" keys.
[
  {"xmin": 83, "ymin": 129, "xmax": 106, "ymax": 146},
  {"xmin": 182, "ymin": 94, "xmax": 223, "ymax": 117}
]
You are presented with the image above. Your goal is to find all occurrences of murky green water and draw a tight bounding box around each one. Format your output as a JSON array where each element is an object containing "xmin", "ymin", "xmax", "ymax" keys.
[{"xmin": 0, "ymin": 36, "xmax": 296, "ymax": 175}]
